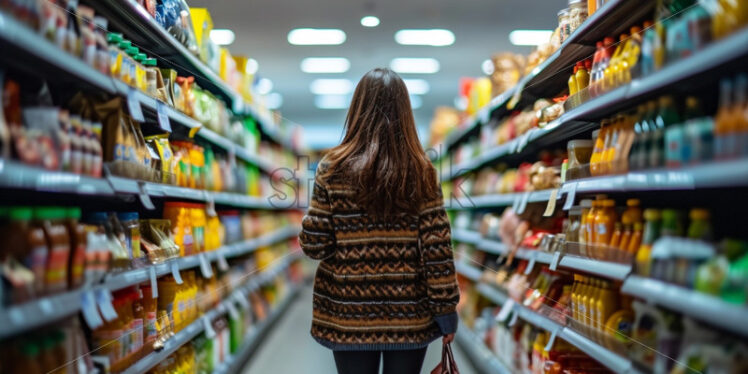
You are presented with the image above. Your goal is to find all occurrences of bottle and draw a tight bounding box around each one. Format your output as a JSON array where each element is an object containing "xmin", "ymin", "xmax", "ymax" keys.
[
  {"xmin": 636, "ymin": 209, "xmax": 661, "ymax": 277},
  {"xmin": 571, "ymin": 274, "xmax": 581, "ymax": 322},
  {"xmin": 569, "ymin": 62, "xmax": 580, "ymax": 96},
  {"xmin": 618, "ymin": 26, "xmax": 643, "ymax": 85},
  {"xmin": 714, "ymin": 79, "xmax": 734, "ymax": 159},
  {"xmin": 37, "ymin": 207, "xmax": 71, "ymax": 296},
  {"xmin": 629, "ymin": 105, "xmax": 646, "ymax": 170},
  {"xmin": 577, "ymin": 59, "xmax": 591, "ymax": 101},
  {"xmin": 589, "ymin": 41, "xmax": 604, "ymax": 97},
  {"xmin": 604, "ymin": 33, "xmax": 627, "ymax": 91},
  {"xmin": 66, "ymin": 207, "xmax": 87, "ymax": 289},
  {"xmin": 590, "ymin": 127, "xmax": 606, "ymax": 176},
  {"xmin": 17, "ymin": 341, "xmax": 43, "ymax": 374},
  {"xmin": 610, "ymin": 222, "xmax": 623, "ymax": 250},
  {"xmin": 649, "ymin": 96, "xmax": 680, "ymax": 169},
  {"xmin": 585, "ymin": 279, "xmax": 601, "ymax": 334},
  {"xmin": 588, "ymin": 0, "xmax": 596, "ymax": 15},
  {"xmin": 733, "ymin": 74, "xmax": 748, "ymax": 156},
  {"xmin": 594, "ymin": 199, "xmax": 617, "ymax": 259},
  {"xmin": 586, "ymin": 199, "xmax": 600, "ymax": 252},
  {"xmin": 627, "ymin": 222, "xmax": 644, "ymax": 261},
  {"xmin": 579, "ymin": 199, "xmax": 593, "ymax": 256},
  {"xmin": 640, "ymin": 20, "xmax": 656, "ymax": 77},
  {"xmin": 597, "ymin": 37, "xmax": 615, "ymax": 93},
  {"xmin": 619, "ymin": 199, "xmax": 642, "ymax": 253},
  {"xmin": 595, "ymin": 280, "xmax": 618, "ymax": 342},
  {"xmin": 687, "ymin": 209, "xmax": 712, "ymax": 241},
  {"xmin": 578, "ymin": 276, "xmax": 591, "ymax": 332}
]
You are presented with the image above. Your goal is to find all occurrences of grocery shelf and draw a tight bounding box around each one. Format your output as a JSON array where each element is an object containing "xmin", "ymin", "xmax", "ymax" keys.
[
  {"xmin": 0, "ymin": 9, "xmax": 285, "ymax": 172},
  {"xmin": 476, "ymin": 283, "xmax": 641, "ymax": 374},
  {"xmin": 442, "ymin": 27, "xmax": 748, "ymax": 179},
  {"xmin": 214, "ymin": 285, "xmax": 301, "ymax": 374},
  {"xmin": 0, "ymin": 226, "xmax": 300, "ymax": 340},
  {"xmin": 452, "ymin": 229, "xmax": 484, "ymax": 245},
  {"xmin": 455, "ymin": 320, "xmax": 512, "ymax": 374},
  {"xmin": 0, "ymin": 159, "xmax": 116, "ymax": 196},
  {"xmin": 475, "ymin": 237, "xmax": 631, "ymax": 280},
  {"xmin": 455, "ymin": 261, "xmax": 483, "ymax": 282},
  {"xmin": 450, "ymin": 159, "xmax": 748, "ymax": 211},
  {"xmin": 621, "ymin": 276, "xmax": 748, "ymax": 338},
  {"xmin": 122, "ymin": 259, "xmax": 301, "ymax": 374}
]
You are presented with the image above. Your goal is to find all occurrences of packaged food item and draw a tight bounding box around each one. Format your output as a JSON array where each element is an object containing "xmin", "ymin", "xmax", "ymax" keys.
[
  {"xmin": 3, "ymin": 207, "xmax": 38, "ymax": 303},
  {"xmin": 635, "ymin": 209, "xmax": 662, "ymax": 277},
  {"xmin": 66, "ymin": 207, "xmax": 87, "ymax": 289},
  {"xmin": 164, "ymin": 202, "xmax": 196, "ymax": 256},
  {"xmin": 568, "ymin": 0, "xmax": 588, "ymax": 35}
]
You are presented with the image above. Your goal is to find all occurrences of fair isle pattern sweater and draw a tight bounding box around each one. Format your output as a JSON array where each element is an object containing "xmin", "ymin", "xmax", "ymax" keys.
[{"xmin": 299, "ymin": 163, "xmax": 460, "ymax": 351}]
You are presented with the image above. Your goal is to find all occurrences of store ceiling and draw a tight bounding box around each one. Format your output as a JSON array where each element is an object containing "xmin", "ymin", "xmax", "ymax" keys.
[{"xmin": 189, "ymin": 0, "xmax": 565, "ymax": 149}]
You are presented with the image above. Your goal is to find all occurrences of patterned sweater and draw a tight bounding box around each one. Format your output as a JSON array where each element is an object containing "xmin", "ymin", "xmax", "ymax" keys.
[{"xmin": 299, "ymin": 162, "xmax": 460, "ymax": 351}]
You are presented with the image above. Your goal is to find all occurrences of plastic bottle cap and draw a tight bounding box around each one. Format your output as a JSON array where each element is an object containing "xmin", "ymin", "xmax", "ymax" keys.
[
  {"xmin": 34, "ymin": 207, "xmax": 62, "ymax": 220},
  {"xmin": 126, "ymin": 47, "xmax": 140, "ymax": 56},
  {"xmin": 630, "ymin": 26, "xmax": 642, "ymax": 35},
  {"xmin": 21, "ymin": 342, "xmax": 39, "ymax": 356},
  {"xmin": 136, "ymin": 53, "xmax": 147, "ymax": 61},
  {"xmin": 87, "ymin": 212, "xmax": 109, "ymax": 224},
  {"xmin": 660, "ymin": 96, "xmax": 674, "ymax": 106},
  {"xmin": 690, "ymin": 209, "xmax": 709, "ymax": 221},
  {"xmin": 144, "ymin": 58, "xmax": 158, "ymax": 66},
  {"xmin": 117, "ymin": 212, "xmax": 140, "ymax": 222},
  {"xmin": 568, "ymin": 139, "xmax": 593, "ymax": 149},
  {"xmin": 67, "ymin": 207, "xmax": 82, "ymax": 220},
  {"xmin": 118, "ymin": 40, "xmax": 132, "ymax": 49},
  {"xmin": 644, "ymin": 209, "xmax": 661, "ymax": 221},
  {"xmin": 619, "ymin": 33, "xmax": 628, "ymax": 42},
  {"xmin": 107, "ymin": 33, "xmax": 123, "ymax": 44},
  {"xmin": 596, "ymin": 41, "xmax": 603, "ymax": 48},
  {"xmin": 643, "ymin": 20, "xmax": 653, "ymax": 28},
  {"xmin": 10, "ymin": 207, "xmax": 33, "ymax": 221},
  {"xmin": 603, "ymin": 37, "xmax": 615, "ymax": 45},
  {"xmin": 626, "ymin": 199, "xmax": 640, "ymax": 207},
  {"xmin": 602, "ymin": 199, "xmax": 616, "ymax": 207},
  {"xmin": 558, "ymin": 8, "xmax": 569, "ymax": 17}
]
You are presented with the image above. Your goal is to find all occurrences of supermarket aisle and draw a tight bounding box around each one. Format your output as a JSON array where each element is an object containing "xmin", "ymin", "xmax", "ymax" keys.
[{"xmin": 242, "ymin": 285, "xmax": 477, "ymax": 374}]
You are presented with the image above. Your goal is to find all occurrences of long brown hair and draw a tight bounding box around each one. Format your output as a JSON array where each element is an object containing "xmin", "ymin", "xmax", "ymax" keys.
[{"xmin": 321, "ymin": 68, "xmax": 439, "ymax": 216}]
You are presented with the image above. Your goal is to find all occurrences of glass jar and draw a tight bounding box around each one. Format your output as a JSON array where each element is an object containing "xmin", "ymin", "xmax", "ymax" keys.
[
  {"xmin": 568, "ymin": 0, "xmax": 588, "ymax": 35},
  {"xmin": 557, "ymin": 8, "xmax": 571, "ymax": 43}
]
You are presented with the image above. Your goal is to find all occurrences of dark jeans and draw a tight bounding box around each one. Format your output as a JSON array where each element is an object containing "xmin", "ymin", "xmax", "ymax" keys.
[{"xmin": 333, "ymin": 347, "xmax": 428, "ymax": 374}]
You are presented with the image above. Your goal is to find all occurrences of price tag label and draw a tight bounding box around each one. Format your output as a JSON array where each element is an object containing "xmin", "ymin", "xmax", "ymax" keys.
[
  {"xmin": 549, "ymin": 251, "xmax": 563, "ymax": 271},
  {"xmin": 508, "ymin": 309, "xmax": 520, "ymax": 326},
  {"xmin": 495, "ymin": 299, "xmax": 515, "ymax": 322},
  {"xmin": 479, "ymin": 109, "xmax": 490, "ymax": 124},
  {"xmin": 204, "ymin": 191, "xmax": 217, "ymax": 217},
  {"xmin": 202, "ymin": 315, "xmax": 216, "ymax": 339},
  {"xmin": 216, "ymin": 251, "xmax": 229, "ymax": 272},
  {"xmin": 516, "ymin": 192, "xmax": 531, "ymax": 215},
  {"xmin": 95, "ymin": 289, "xmax": 119, "ymax": 322},
  {"xmin": 127, "ymin": 88, "xmax": 145, "ymax": 122},
  {"xmin": 156, "ymin": 102, "xmax": 172, "ymax": 132},
  {"xmin": 81, "ymin": 291, "xmax": 104, "ymax": 329},
  {"xmin": 149, "ymin": 266, "xmax": 159, "ymax": 298},
  {"xmin": 543, "ymin": 189, "xmax": 559, "ymax": 217},
  {"xmin": 171, "ymin": 262, "xmax": 184, "ymax": 284},
  {"xmin": 38, "ymin": 299, "xmax": 54, "ymax": 315},
  {"xmin": 524, "ymin": 252, "xmax": 537, "ymax": 275},
  {"xmin": 137, "ymin": 182, "xmax": 155, "ymax": 210},
  {"xmin": 562, "ymin": 182, "xmax": 578, "ymax": 211},
  {"xmin": 508, "ymin": 139, "xmax": 519, "ymax": 154},
  {"xmin": 544, "ymin": 328, "xmax": 560, "ymax": 351},
  {"xmin": 517, "ymin": 129, "xmax": 534, "ymax": 153},
  {"xmin": 199, "ymin": 254, "xmax": 213, "ymax": 278}
]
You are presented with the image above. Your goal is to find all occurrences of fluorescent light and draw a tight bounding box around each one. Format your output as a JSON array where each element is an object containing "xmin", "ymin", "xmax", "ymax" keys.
[
  {"xmin": 390, "ymin": 58, "xmax": 440, "ymax": 74},
  {"xmin": 481, "ymin": 59, "xmax": 494, "ymax": 75},
  {"xmin": 361, "ymin": 16, "xmax": 380, "ymax": 27},
  {"xmin": 403, "ymin": 79, "xmax": 430, "ymax": 95},
  {"xmin": 266, "ymin": 93, "xmax": 283, "ymax": 109},
  {"xmin": 301, "ymin": 57, "xmax": 350, "ymax": 73},
  {"xmin": 315, "ymin": 95, "xmax": 349, "ymax": 109},
  {"xmin": 256, "ymin": 78, "xmax": 273, "ymax": 95},
  {"xmin": 210, "ymin": 29, "xmax": 235, "ymax": 45},
  {"xmin": 288, "ymin": 28, "xmax": 346, "ymax": 45},
  {"xmin": 410, "ymin": 95, "xmax": 423, "ymax": 109},
  {"xmin": 395, "ymin": 29, "xmax": 455, "ymax": 46},
  {"xmin": 509, "ymin": 29, "xmax": 553, "ymax": 46},
  {"xmin": 310, "ymin": 79, "xmax": 353, "ymax": 95},
  {"xmin": 245, "ymin": 58, "xmax": 259, "ymax": 75}
]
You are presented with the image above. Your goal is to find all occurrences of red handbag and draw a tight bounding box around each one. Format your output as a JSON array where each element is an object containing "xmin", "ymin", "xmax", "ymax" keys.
[{"xmin": 431, "ymin": 342, "xmax": 461, "ymax": 374}]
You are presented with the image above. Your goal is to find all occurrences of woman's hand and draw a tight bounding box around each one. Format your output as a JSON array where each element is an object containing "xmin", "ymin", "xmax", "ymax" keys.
[{"xmin": 442, "ymin": 333, "xmax": 455, "ymax": 344}]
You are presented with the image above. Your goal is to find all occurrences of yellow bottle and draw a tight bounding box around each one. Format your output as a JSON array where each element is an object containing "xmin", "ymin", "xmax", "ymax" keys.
[
  {"xmin": 601, "ymin": 118, "xmax": 620, "ymax": 174},
  {"xmin": 569, "ymin": 62, "xmax": 580, "ymax": 96},
  {"xmin": 579, "ymin": 200, "xmax": 593, "ymax": 256},
  {"xmin": 571, "ymin": 275, "xmax": 581, "ymax": 322},
  {"xmin": 618, "ymin": 26, "xmax": 642, "ymax": 86},
  {"xmin": 579, "ymin": 277, "xmax": 593, "ymax": 332},
  {"xmin": 590, "ymin": 126, "xmax": 607, "ymax": 176},
  {"xmin": 595, "ymin": 281, "xmax": 618, "ymax": 342},
  {"xmin": 604, "ymin": 34, "xmax": 628, "ymax": 91},
  {"xmin": 576, "ymin": 59, "xmax": 591, "ymax": 93}
]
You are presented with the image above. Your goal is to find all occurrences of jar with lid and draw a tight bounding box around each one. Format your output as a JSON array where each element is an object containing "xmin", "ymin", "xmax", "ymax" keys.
[
  {"xmin": 568, "ymin": 0, "xmax": 588, "ymax": 35},
  {"xmin": 557, "ymin": 8, "xmax": 571, "ymax": 43},
  {"xmin": 567, "ymin": 139, "xmax": 593, "ymax": 180}
]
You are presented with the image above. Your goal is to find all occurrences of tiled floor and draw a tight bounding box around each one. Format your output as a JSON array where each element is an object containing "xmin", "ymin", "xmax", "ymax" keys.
[{"xmin": 242, "ymin": 285, "xmax": 477, "ymax": 374}]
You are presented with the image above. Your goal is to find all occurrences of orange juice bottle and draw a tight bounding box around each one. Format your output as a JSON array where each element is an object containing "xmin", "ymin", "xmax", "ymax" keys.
[
  {"xmin": 579, "ymin": 199, "xmax": 593, "ymax": 256},
  {"xmin": 595, "ymin": 280, "xmax": 618, "ymax": 341},
  {"xmin": 609, "ymin": 222, "xmax": 623, "ymax": 249},
  {"xmin": 619, "ymin": 26, "xmax": 643, "ymax": 85},
  {"xmin": 604, "ymin": 33, "xmax": 628, "ymax": 91},
  {"xmin": 571, "ymin": 275, "xmax": 581, "ymax": 322},
  {"xmin": 578, "ymin": 276, "xmax": 591, "ymax": 332},
  {"xmin": 626, "ymin": 222, "xmax": 643, "ymax": 261},
  {"xmin": 584, "ymin": 279, "xmax": 601, "ymax": 334},
  {"xmin": 594, "ymin": 200, "xmax": 617, "ymax": 260},
  {"xmin": 590, "ymin": 127, "xmax": 607, "ymax": 176},
  {"xmin": 588, "ymin": 0, "xmax": 596, "ymax": 16},
  {"xmin": 601, "ymin": 117, "xmax": 622, "ymax": 175},
  {"xmin": 619, "ymin": 199, "xmax": 642, "ymax": 253}
]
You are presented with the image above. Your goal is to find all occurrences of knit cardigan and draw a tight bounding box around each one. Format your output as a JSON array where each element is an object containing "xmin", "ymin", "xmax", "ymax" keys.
[{"xmin": 299, "ymin": 162, "xmax": 460, "ymax": 351}]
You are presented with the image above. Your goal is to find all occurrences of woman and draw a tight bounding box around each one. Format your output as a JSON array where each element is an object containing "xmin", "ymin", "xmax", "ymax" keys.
[{"xmin": 299, "ymin": 68, "xmax": 460, "ymax": 374}]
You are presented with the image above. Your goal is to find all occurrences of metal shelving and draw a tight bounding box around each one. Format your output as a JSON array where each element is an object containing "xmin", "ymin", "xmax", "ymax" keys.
[
  {"xmin": 475, "ymin": 283, "xmax": 641, "ymax": 374},
  {"xmin": 0, "ymin": 9, "xmax": 284, "ymax": 173},
  {"xmin": 441, "ymin": 27, "xmax": 748, "ymax": 181},
  {"xmin": 455, "ymin": 320, "xmax": 512, "ymax": 374},
  {"xmin": 452, "ymin": 229, "xmax": 484, "ymax": 245},
  {"xmin": 621, "ymin": 276, "xmax": 748, "ymax": 338},
  {"xmin": 450, "ymin": 159, "xmax": 748, "ymax": 211},
  {"xmin": 0, "ymin": 226, "xmax": 300, "ymax": 340},
  {"xmin": 455, "ymin": 261, "xmax": 483, "ymax": 282},
  {"xmin": 122, "ymin": 259, "xmax": 301, "ymax": 374}
]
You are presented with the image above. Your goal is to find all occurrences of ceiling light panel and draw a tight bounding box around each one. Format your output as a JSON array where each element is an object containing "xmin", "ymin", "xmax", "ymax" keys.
[
  {"xmin": 310, "ymin": 79, "xmax": 354, "ymax": 95},
  {"xmin": 301, "ymin": 57, "xmax": 351, "ymax": 73},
  {"xmin": 403, "ymin": 79, "xmax": 430, "ymax": 95},
  {"xmin": 509, "ymin": 30, "xmax": 553, "ymax": 46},
  {"xmin": 210, "ymin": 29, "xmax": 235, "ymax": 45},
  {"xmin": 394, "ymin": 29, "xmax": 455, "ymax": 46},
  {"xmin": 288, "ymin": 28, "xmax": 346, "ymax": 45},
  {"xmin": 390, "ymin": 58, "xmax": 440, "ymax": 74},
  {"xmin": 315, "ymin": 95, "xmax": 349, "ymax": 109},
  {"xmin": 361, "ymin": 16, "xmax": 380, "ymax": 27}
]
